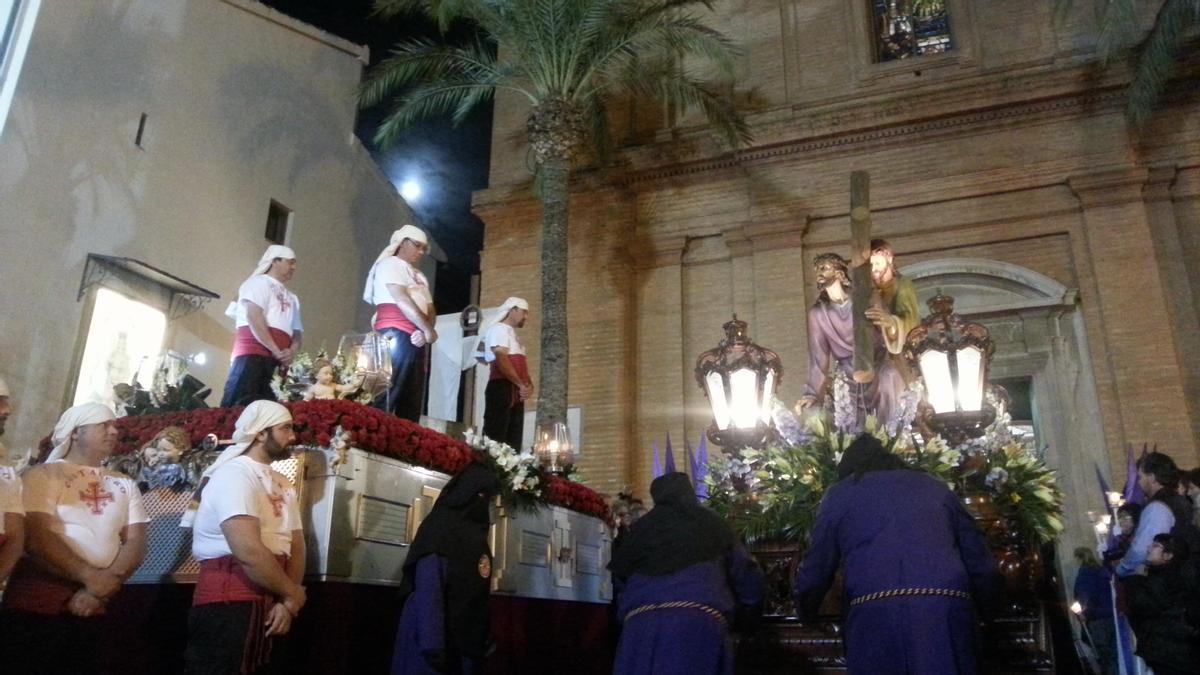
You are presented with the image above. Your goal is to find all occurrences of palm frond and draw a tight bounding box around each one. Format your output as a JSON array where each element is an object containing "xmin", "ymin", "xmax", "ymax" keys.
[
  {"xmin": 374, "ymin": 80, "xmax": 496, "ymax": 146},
  {"xmin": 1126, "ymin": 0, "xmax": 1198, "ymax": 125}
]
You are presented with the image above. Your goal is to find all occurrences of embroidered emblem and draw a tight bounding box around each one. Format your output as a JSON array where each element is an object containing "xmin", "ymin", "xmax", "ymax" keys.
[
  {"xmin": 79, "ymin": 481, "xmax": 115, "ymax": 515},
  {"xmin": 477, "ymin": 554, "xmax": 492, "ymax": 579},
  {"xmin": 267, "ymin": 491, "xmax": 285, "ymax": 518}
]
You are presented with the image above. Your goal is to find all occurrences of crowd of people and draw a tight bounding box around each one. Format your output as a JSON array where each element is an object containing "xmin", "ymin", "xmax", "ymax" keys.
[{"xmin": 1074, "ymin": 452, "xmax": 1200, "ymax": 675}]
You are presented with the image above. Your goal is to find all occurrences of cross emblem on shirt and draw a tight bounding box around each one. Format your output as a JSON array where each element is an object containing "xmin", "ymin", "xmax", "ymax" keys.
[
  {"xmin": 79, "ymin": 481, "xmax": 115, "ymax": 515},
  {"xmin": 267, "ymin": 491, "xmax": 285, "ymax": 518}
]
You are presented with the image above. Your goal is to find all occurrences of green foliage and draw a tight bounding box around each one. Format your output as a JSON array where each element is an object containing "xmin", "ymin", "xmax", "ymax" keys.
[
  {"xmin": 705, "ymin": 410, "xmax": 1066, "ymax": 547},
  {"xmin": 362, "ymin": 0, "xmax": 750, "ymax": 151},
  {"xmin": 1056, "ymin": 0, "xmax": 1200, "ymax": 126}
]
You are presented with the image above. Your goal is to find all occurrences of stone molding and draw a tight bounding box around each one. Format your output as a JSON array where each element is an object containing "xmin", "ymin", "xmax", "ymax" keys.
[{"xmin": 1067, "ymin": 166, "xmax": 1151, "ymax": 208}]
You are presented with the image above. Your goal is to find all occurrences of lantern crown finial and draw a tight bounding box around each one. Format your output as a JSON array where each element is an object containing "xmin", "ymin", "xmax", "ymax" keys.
[
  {"xmin": 722, "ymin": 314, "xmax": 749, "ymax": 346},
  {"xmin": 927, "ymin": 290, "xmax": 955, "ymax": 317}
]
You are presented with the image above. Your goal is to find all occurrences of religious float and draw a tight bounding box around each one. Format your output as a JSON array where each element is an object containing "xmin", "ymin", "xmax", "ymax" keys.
[
  {"xmin": 692, "ymin": 286, "xmax": 1067, "ymax": 672},
  {"xmin": 67, "ymin": 387, "xmax": 614, "ymax": 674}
]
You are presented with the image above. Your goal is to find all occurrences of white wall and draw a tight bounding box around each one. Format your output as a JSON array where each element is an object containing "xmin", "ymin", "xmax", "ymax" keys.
[{"xmin": 0, "ymin": 0, "xmax": 424, "ymax": 458}]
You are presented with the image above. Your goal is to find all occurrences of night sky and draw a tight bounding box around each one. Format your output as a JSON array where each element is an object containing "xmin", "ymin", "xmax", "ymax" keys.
[{"xmin": 260, "ymin": 0, "xmax": 493, "ymax": 313}]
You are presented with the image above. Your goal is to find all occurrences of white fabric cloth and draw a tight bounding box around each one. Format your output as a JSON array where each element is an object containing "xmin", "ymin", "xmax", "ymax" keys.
[
  {"xmin": 22, "ymin": 461, "xmax": 148, "ymax": 568},
  {"xmin": 191, "ymin": 455, "xmax": 301, "ymax": 559},
  {"xmin": 369, "ymin": 257, "xmax": 432, "ymax": 315},
  {"xmin": 47, "ymin": 403, "xmax": 116, "ymax": 463},
  {"xmin": 0, "ymin": 465, "xmax": 23, "ymax": 534},
  {"xmin": 428, "ymin": 306, "xmax": 504, "ymax": 422},
  {"xmin": 231, "ymin": 274, "xmax": 303, "ymax": 335},
  {"xmin": 362, "ymin": 225, "xmax": 428, "ymax": 303},
  {"xmin": 253, "ymin": 245, "xmax": 296, "ymax": 276},
  {"xmin": 0, "ymin": 375, "xmax": 9, "ymax": 397}
]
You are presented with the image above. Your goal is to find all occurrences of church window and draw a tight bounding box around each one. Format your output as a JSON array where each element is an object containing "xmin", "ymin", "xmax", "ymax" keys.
[
  {"xmin": 265, "ymin": 199, "xmax": 291, "ymax": 245},
  {"xmin": 870, "ymin": 0, "xmax": 952, "ymax": 63}
]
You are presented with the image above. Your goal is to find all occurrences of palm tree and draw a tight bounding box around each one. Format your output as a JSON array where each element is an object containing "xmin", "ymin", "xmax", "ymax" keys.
[
  {"xmin": 1059, "ymin": 0, "xmax": 1200, "ymax": 125},
  {"xmin": 361, "ymin": 0, "xmax": 748, "ymax": 429}
]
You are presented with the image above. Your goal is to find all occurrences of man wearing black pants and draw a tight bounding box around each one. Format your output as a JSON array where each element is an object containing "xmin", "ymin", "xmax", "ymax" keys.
[
  {"xmin": 221, "ymin": 245, "xmax": 303, "ymax": 407},
  {"xmin": 362, "ymin": 225, "xmax": 436, "ymax": 421},
  {"xmin": 481, "ymin": 297, "xmax": 532, "ymax": 449}
]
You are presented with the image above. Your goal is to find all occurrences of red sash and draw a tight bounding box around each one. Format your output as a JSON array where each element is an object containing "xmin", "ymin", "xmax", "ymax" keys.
[
  {"xmin": 231, "ymin": 326, "xmax": 293, "ymax": 359},
  {"xmin": 193, "ymin": 554, "xmax": 290, "ymax": 674},
  {"xmin": 490, "ymin": 354, "xmax": 530, "ymax": 407},
  {"xmin": 193, "ymin": 554, "xmax": 288, "ymax": 606},
  {"xmin": 2, "ymin": 559, "xmax": 84, "ymax": 616},
  {"xmin": 373, "ymin": 303, "xmax": 417, "ymax": 334}
]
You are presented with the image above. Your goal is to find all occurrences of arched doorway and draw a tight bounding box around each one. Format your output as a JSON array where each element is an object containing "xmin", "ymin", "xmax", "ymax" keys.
[{"xmin": 902, "ymin": 258, "xmax": 1107, "ymax": 596}]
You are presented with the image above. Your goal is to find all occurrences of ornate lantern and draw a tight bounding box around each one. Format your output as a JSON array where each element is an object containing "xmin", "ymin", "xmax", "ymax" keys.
[
  {"xmin": 337, "ymin": 332, "xmax": 393, "ymax": 401},
  {"xmin": 533, "ymin": 421, "xmax": 573, "ymax": 474},
  {"xmin": 902, "ymin": 292, "xmax": 995, "ymax": 446},
  {"xmin": 694, "ymin": 315, "xmax": 783, "ymax": 451}
]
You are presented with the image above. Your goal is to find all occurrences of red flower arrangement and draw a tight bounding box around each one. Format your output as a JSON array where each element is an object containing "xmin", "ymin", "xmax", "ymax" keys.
[{"xmin": 78, "ymin": 400, "xmax": 609, "ymax": 521}]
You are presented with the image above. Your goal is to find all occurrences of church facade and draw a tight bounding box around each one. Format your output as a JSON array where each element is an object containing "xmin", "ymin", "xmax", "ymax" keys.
[{"xmin": 472, "ymin": 0, "xmax": 1200, "ymax": 557}]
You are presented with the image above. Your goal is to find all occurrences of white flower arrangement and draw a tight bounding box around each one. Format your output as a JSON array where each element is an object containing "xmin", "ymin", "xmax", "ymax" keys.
[{"xmin": 463, "ymin": 429, "xmax": 541, "ymax": 497}]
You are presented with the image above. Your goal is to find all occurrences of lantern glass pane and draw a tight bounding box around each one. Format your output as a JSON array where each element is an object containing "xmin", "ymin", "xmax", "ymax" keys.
[
  {"xmin": 705, "ymin": 371, "xmax": 732, "ymax": 430},
  {"xmin": 919, "ymin": 350, "xmax": 955, "ymax": 413},
  {"xmin": 760, "ymin": 369, "xmax": 777, "ymax": 423},
  {"xmin": 729, "ymin": 368, "xmax": 759, "ymax": 429},
  {"xmin": 955, "ymin": 346, "xmax": 984, "ymax": 412}
]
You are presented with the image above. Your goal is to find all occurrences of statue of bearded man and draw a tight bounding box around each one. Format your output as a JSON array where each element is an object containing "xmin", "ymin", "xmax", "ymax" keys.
[{"xmin": 798, "ymin": 253, "xmax": 858, "ymax": 413}]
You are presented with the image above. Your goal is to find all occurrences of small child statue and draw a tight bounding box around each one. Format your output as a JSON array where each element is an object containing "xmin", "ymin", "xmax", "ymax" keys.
[{"xmin": 304, "ymin": 360, "xmax": 362, "ymax": 401}]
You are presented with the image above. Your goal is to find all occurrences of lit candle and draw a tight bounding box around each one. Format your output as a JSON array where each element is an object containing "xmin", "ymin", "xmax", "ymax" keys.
[
  {"xmin": 1106, "ymin": 491, "xmax": 1123, "ymax": 509},
  {"xmin": 1070, "ymin": 601, "xmax": 1083, "ymax": 616}
]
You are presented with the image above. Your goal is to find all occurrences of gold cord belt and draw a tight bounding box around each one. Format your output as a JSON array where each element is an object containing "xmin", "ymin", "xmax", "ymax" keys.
[
  {"xmin": 625, "ymin": 600, "xmax": 727, "ymax": 626},
  {"xmin": 850, "ymin": 587, "xmax": 972, "ymax": 606}
]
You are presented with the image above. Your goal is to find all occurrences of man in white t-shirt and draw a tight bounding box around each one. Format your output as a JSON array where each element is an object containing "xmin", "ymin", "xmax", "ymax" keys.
[
  {"xmin": 362, "ymin": 225, "xmax": 437, "ymax": 421},
  {"xmin": 0, "ymin": 375, "xmax": 24, "ymax": 587},
  {"xmin": 482, "ymin": 297, "xmax": 534, "ymax": 450},
  {"xmin": 221, "ymin": 244, "xmax": 304, "ymax": 408},
  {"xmin": 0, "ymin": 403, "xmax": 148, "ymax": 674},
  {"xmin": 184, "ymin": 400, "xmax": 306, "ymax": 674}
]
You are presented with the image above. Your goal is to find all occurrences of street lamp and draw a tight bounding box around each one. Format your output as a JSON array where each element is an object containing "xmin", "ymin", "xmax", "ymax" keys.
[
  {"xmin": 694, "ymin": 315, "xmax": 783, "ymax": 452},
  {"xmin": 902, "ymin": 292, "xmax": 995, "ymax": 446}
]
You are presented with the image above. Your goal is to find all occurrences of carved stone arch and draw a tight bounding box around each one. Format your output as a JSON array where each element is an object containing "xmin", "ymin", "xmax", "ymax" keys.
[{"xmin": 900, "ymin": 258, "xmax": 1077, "ymax": 315}]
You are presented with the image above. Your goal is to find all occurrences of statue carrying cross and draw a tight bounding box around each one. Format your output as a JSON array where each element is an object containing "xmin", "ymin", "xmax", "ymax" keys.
[{"xmin": 798, "ymin": 172, "xmax": 919, "ymax": 424}]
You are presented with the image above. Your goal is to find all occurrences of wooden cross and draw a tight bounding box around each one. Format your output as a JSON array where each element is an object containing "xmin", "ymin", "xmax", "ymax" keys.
[
  {"xmin": 79, "ymin": 481, "xmax": 115, "ymax": 515},
  {"xmin": 850, "ymin": 171, "xmax": 877, "ymax": 383}
]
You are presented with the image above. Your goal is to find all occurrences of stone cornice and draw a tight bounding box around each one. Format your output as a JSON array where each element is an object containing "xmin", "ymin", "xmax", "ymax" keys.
[
  {"xmin": 1068, "ymin": 166, "xmax": 1151, "ymax": 208},
  {"xmin": 623, "ymin": 86, "xmax": 1129, "ymax": 185}
]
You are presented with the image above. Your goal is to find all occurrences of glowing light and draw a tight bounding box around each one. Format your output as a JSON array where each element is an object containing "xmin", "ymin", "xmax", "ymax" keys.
[
  {"xmin": 1070, "ymin": 601, "xmax": 1083, "ymax": 616},
  {"xmin": 401, "ymin": 180, "xmax": 421, "ymax": 202},
  {"xmin": 191, "ymin": 352, "xmax": 207, "ymax": 366}
]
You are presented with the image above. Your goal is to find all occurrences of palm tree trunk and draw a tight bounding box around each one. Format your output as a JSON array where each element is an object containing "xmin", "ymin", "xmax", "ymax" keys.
[{"xmin": 535, "ymin": 155, "xmax": 571, "ymax": 429}]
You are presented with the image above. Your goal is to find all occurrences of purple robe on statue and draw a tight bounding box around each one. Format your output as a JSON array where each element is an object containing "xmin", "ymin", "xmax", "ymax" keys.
[
  {"xmin": 614, "ymin": 547, "xmax": 765, "ymax": 675},
  {"xmin": 392, "ymin": 555, "xmax": 483, "ymax": 675},
  {"xmin": 806, "ymin": 300, "xmax": 905, "ymax": 423},
  {"xmin": 794, "ymin": 470, "xmax": 1000, "ymax": 675}
]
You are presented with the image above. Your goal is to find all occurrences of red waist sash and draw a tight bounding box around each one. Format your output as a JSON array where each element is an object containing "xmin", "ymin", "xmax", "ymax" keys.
[
  {"xmin": 231, "ymin": 326, "xmax": 293, "ymax": 359},
  {"xmin": 193, "ymin": 554, "xmax": 288, "ymax": 606},
  {"xmin": 490, "ymin": 354, "xmax": 530, "ymax": 407},
  {"xmin": 2, "ymin": 559, "xmax": 85, "ymax": 616},
  {"xmin": 373, "ymin": 303, "xmax": 417, "ymax": 334}
]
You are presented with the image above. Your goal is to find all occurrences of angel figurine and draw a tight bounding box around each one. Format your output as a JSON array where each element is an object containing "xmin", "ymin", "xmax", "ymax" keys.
[{"xmin": 304, "ymin": 360, "xmax": 363, "ymax": 401}]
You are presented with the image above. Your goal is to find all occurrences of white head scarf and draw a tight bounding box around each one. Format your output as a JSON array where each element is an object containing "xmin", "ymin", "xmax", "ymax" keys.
[
  {"xmin": 182, "ymin": 400, "xmax": 293, "ymax": 528},
  {"xmin": 0, "ymin": 375, "xmax": 9, "ymax": 397},
  {"xmin": 47, "ymin": 403, "xmax": 116, "ymax": 463},
  {"xmin": 473, "ymin": 297, "xmax": 530, "ymax": 364},
  {"xmin": 202, "ymin": 400, "xmax": 293, "ymax": 480},
  {"xmin": 225, "ymin": 245, "xmax": 297, "ymax": 319},
  {"xmin": 253, "ymin": 245, "xmax": 297, "ymax": 276},
  {"xmin": 362, "ymin": 225, "xmax": 428, "ymax": 303}
]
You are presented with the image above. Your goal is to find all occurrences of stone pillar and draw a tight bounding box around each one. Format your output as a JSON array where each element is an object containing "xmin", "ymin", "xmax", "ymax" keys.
[
  {"xmin": 632, "ymin": 235, "xmax": 688, "ymax": 494},
  {"xmin": 1068, "ymin": 166, "xmax": 1196, "ymax": 469}
]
